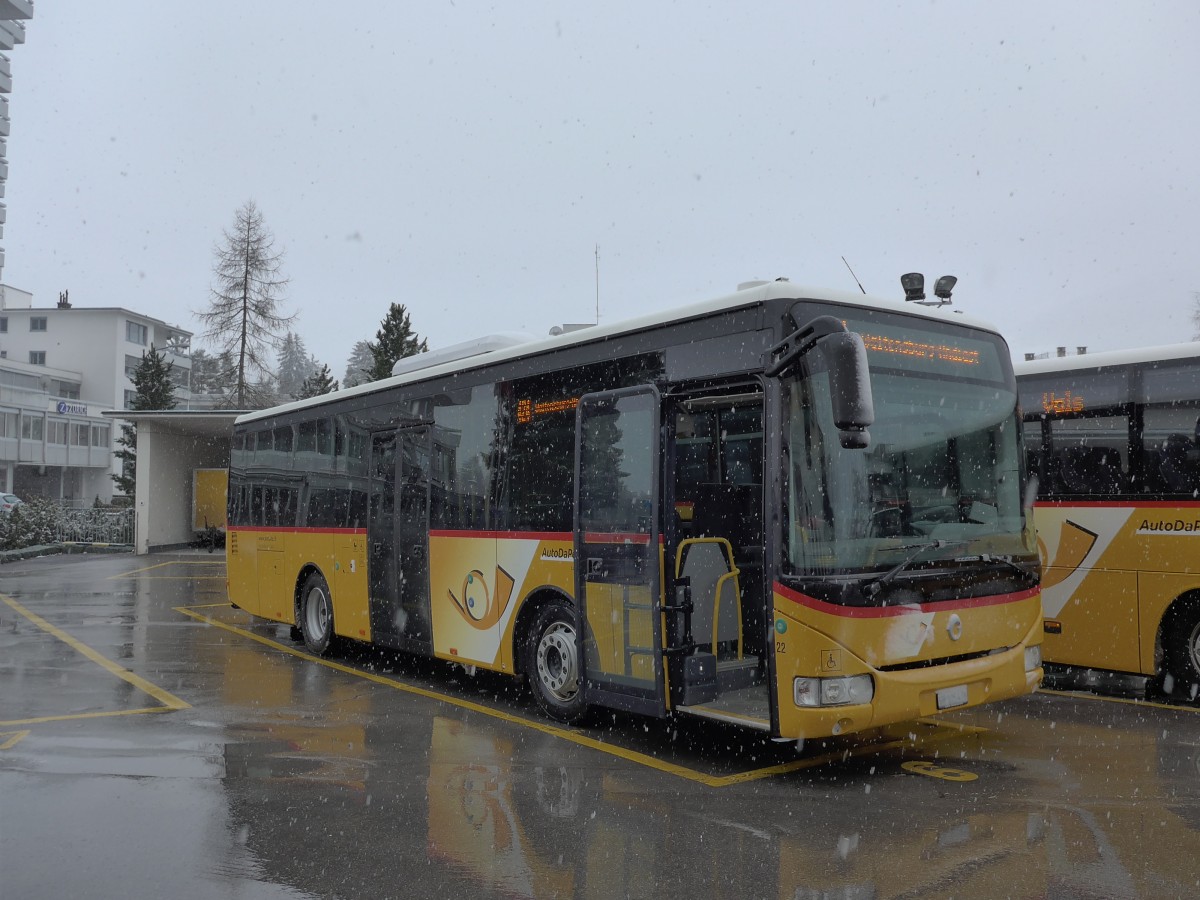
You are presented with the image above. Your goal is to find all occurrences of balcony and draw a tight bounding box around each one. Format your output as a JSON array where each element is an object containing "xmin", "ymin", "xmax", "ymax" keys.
[
  {"xmin": 0, "ymin": 1, "xmax": 34, "ymax": 20},
  {"xmin": 0, "ymin": 20, "xmax": 25, "ymax": 52}
]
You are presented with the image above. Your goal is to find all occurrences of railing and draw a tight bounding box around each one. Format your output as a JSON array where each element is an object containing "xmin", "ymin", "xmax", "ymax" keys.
[{"xmin": 55, "ymin": 507, "xmax": 134, "ymax": 545}]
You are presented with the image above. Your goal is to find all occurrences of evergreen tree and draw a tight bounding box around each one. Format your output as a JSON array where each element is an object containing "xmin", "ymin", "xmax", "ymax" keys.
[
  {"xmin": 276, "ymin": 331, "xmax": 314, "ymax": 400},
  {"xmin": 297, "ymin": 363, "xmax": 339, "ymax": 399},
  {"xmin": 367, "ymin": 303, "xmax": 428, "ymax": 382},
  {"xmin": 197, "ymin": 200, "xmax": 295, "ymax": 407},
  {"xmin": 113, "ymin": 347, "xmax": 178, "ymax": 496},
  {"xmin": 343, "ymin": 340, "xmax": 375, "ymax": 388}
]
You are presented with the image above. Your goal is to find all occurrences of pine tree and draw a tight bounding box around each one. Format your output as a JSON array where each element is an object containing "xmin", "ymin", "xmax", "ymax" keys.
[
  {"xmin": 276, "ymin": 331, "xmax": 314, "ymax": 400},
  {"xmin": 367, "ymin": 303, "xmax": 428, "ymax": 381},
  {"xmin": 197, "ymin": 200, "xmax": 295, "ymax": 407},
  {"xmin": 297, "ymin": 363, "xmax": 339, "ymax": 399},
  {"xmin": 113, "ymin": 347, "xmax": 178, "ymax": 496},
  {"xmin": 343, "ymin": 340, "xmax": 375, "ymax": 388}
]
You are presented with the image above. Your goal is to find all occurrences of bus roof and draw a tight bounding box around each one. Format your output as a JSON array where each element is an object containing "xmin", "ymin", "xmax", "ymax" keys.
[
  {"xmin": 1014, "ymin": 341, "xmax": 1200, "ymax": 378},
  {"xmin": 237, "ymin": 278, "xmax": 1001, "ymax": 426}
]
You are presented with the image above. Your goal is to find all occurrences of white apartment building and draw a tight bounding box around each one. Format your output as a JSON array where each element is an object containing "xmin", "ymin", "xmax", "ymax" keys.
[{"xmin": 0, "ymin": 283, "xmax": 194, "ymax": 503}]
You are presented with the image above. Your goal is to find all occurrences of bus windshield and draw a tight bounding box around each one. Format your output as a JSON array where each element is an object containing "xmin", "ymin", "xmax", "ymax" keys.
[{"xmin": 783, "ymin": 305, "xmax": 1034, "ymax": 586}]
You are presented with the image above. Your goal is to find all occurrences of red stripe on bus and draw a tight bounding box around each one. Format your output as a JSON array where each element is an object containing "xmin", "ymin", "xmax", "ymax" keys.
[
  {"xmin": 428, "ymin": 530, "xmax": 573, "ymax": 541},
  {"xmin": 1035, "ymin": 500, "xmax": 1200, "ymax": 509},
  {"xmin": 583, "ymin": 532, "xmax": 657, "ymax": 545},
  {"xmin": 229, "ymin": 526, "xmax": 367, "ymax": 535},
  {"xmin": 774, "ymin": 582, "xmax": 1039, "ymax": 618}
]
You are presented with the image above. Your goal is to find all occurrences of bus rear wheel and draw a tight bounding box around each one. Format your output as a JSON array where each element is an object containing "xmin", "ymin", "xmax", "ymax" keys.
[
  {"xmin": 299, "ymin": 571, "xmax": 336, "ymax": 657},
  {"xmin": 1165, "ymin": 604, "xmax": 1200, "ymax": 696},
  {"xmin": 525, "ymin": 601, "xmax": 587, "ymax": 723}
]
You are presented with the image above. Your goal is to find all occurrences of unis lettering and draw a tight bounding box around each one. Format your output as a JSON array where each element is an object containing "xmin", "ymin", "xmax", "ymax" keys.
[{"xmin": 1138, "ymin": 518, "xmax": 1200, "ymax": 533}]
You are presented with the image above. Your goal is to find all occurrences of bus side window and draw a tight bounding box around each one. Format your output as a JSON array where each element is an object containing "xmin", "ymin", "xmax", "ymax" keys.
[
  {"xmin": 1048, "ymin": 412, "xmax": 1128, "ymax": 497},
  {"xmin": 1142, "ymin": 403, "xmax": 1200, "ymax": 496}
]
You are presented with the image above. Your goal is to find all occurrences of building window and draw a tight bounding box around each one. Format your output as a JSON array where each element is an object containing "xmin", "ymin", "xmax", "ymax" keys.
[
  {"xmin": 126, "ymin": 321, "xmax": 148, "ymax": 345},
  {"xmin": 20, "ymin": 415, "xmax": 43, "ymax": 444},
  {"xmin": 29, "ymin": 351, "xmax": 46, "ymax": 366},
  {"xmin": 71, "ymin": 423, "xmax": 90, "ymax": 447},
  {"xmin": 124, "ymin": 390, "xmax": 137, "ymax": 409},
  {"xmin": 30, "ymin": 317, "xmax": 47, "ymax": 332},
  {"xmin": 1, "ymin": 410, "xmax": 17, "ymax": 438},
  {"xmin": 0, "ymin": 316, "xmax": 7, "ymax": 332},
  {"xmin": 47, "ymin": 419, "xmax": 68, "ymax": 445},
  {"xmin": 125, "ymin": 354, "xmax": 141, "ymax": 380},
  {"xmin": 92, "ymin": 424, "xmax": 110, "ymax": 446},
  {"xmin": 21, "ymin": 414, "xmax": 44, "ymax": 441}
]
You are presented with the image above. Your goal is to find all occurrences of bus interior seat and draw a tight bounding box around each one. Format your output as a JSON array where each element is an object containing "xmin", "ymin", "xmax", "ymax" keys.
[
  {"xmin": 676, "ymin": 538, "xmax": 742, "ymax": 659},
  {"xmin": 1059, "ymin": 446, "xmax": 1124, "ymax": 495},
  {"xmin": 1157, "ymin": 434, "xmax": 1199, "ymax": 493}
]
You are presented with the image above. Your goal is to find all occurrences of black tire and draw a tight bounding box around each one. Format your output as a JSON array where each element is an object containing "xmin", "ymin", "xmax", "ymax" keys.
[
  {"xmin": 299, "ymin": 571, "xmax": 336, "ymax": 656},
  {"xmin": 524, "ymin": 600, "xmax": 587, "ymax": 723},
  {"xmin": 1165, "ymin": 603, "xmax": 1200, "ymax": 695}
]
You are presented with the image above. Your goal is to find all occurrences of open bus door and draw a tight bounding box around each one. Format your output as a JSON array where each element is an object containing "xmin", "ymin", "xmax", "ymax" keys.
[{"xmin": 574, "ymin": 386, "xmax": 668, "ymax": 717}]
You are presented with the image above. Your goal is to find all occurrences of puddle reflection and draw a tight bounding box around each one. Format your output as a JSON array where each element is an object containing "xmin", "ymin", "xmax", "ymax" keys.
[{"xmin": 205, "ymin": 631, "xmax": 1200, "ymax": 899}]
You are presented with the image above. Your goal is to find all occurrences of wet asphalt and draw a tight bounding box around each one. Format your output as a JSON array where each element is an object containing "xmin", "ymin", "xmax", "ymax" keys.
[{"xmin": 3, "ymin": 551, "xmax": 1200, "ymax": 899}]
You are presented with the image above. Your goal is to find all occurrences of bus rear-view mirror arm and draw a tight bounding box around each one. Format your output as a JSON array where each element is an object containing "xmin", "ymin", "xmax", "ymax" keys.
[{"xmin": 766, "ymin": 315, "xmax": 874, "ymax": 449}]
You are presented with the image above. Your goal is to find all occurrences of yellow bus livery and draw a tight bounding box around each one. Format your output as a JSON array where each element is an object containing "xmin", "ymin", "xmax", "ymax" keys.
[
  {"xmin": 227, "ymin": 281, "xmax": 1043, "ymax": 742},
  {"xmin": 1018, "ymin": 342, "xmax": 1200, "ymax": 690}
]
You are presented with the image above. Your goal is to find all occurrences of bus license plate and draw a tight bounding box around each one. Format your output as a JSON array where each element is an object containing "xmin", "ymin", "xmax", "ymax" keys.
[{"xmin": 937, "ymin": 685, "xmax": 969, "ymax": 710}]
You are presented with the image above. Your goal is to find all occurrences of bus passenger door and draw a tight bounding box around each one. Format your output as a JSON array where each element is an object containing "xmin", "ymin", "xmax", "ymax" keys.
[
  {"xmin": 368, "ymin": 427, "xmax": 433, "ymax": 650},
  {"xmin": 396, "ymin": 426, "xmax": 432, "ymax": 646},
  {"xmin": 367, "ymin": 431, "xmax": 400, "ymax": 641},
  {"xmin": 574, "ymin": 386, "xmax": 667, "ymax": 717}
]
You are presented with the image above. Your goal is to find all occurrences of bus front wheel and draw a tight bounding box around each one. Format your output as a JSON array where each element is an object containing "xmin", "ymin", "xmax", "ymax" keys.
[
  {"xmin": 299, "ymin": 571, "xmax": 336, "ymax": 657},
  {"xmin": 1165, "ymin": 603, "xmax": 1200, "ymax": 694},
  {"xmin": 525, "ymin": 601, "xmax": 587, "ymax": 723}
]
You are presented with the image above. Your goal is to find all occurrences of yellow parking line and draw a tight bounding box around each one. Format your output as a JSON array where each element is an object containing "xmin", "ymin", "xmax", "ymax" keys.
[
  {"xmin": 1, "ymin": 730, "xmax": 31, "ymax": 750},
  {"xmin": 1, "ymin": 592, "xmax": 190, "ymax": 723},
  {"xmin": 177, "ymin": 604, "xmax": 981, "ymax": 787},
  {"xmin": 1, "ymin": 708, "xmax": 177, "ymax": 727},
  {"xmin": 1041, "ymin": 687, "xmax": 1200, "ymax": 713},
  {"xmin": 109, "ymin": 561, "xmax": 179, "ymax": 578}
]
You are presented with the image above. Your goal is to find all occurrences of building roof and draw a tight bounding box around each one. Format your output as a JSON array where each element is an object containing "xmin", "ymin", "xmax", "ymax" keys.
[{"xmin": 102, "ymin": 409, "xmax": 245, "ymax": 440}]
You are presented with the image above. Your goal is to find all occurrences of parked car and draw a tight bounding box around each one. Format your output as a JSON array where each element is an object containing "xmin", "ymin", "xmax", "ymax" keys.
[{"xmin": 1, "ymin": 493, "xmax": 24, "ymax": 513}]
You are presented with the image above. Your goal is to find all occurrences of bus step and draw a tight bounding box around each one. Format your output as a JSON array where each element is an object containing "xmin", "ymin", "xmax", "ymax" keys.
[{"xmin": 716, "ymin": 656, "xmax": 760, "ymax": 692}]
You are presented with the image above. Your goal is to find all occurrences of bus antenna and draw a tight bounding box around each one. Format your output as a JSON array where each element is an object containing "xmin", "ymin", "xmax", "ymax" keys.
[{"xmin": 842, "ymin": 256, "xmax": 867, "ymax": 294}]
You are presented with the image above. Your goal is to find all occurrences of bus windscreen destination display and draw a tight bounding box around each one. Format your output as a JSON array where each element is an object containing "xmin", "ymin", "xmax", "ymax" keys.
[{"xmin": 516, "ymin": 396, "xmax": 580, "ymax": 424}]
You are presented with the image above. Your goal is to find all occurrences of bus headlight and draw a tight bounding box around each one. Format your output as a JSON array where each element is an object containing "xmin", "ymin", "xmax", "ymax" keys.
[
  {"xmin": 1024, "ymin": 644, "xmax": 1042, "ymax": 672},
  {"xmin": 794, "ymin": 674, "xmax": 874, "ymax": 708}
]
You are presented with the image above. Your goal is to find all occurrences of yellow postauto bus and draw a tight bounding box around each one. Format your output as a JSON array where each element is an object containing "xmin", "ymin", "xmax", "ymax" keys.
[
  {"xmin": 226, "ymin": 280, "xmax": 1042, "ymax": 741},
  {"xmin": 1017, "ymin": 342, "xmax": 1200, "ymax": 692}
]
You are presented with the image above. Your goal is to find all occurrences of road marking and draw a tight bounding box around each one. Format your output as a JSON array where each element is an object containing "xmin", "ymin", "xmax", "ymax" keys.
[
  {"xmin": 901, "ymin": 759, "xmax": 979, "ymax": 781},
  {"xmin": 176, "ymin": 603, "xmax": 985, "ymax": 787},
  {"xmin": 0, "ymin": 592, "xmax": 190, "ymax": 727},
  {"xmin": 0, "ymin": 730, "xmax": 30, "ymax": 750},
  {"xmin": 1040, "ymin": 687, "xmax": 1200, "ymax": 714},
  {"xmin": 110, "ymin": 560, "xmax": 225, "ymax": 580}
]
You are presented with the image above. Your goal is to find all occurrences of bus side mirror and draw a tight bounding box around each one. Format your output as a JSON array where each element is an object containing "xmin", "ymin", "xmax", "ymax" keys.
[{"xmin": 822, "ymin": 332, "xmax": 874, "ymax": 449}]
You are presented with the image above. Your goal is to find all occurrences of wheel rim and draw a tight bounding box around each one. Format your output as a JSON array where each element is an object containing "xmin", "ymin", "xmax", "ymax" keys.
[
  {"xmin": 1188, "ymin": 619, "xmax": 1200, "ymax": 674},
  {"xmin": 306, "ymin": 585, "xmax": 330, "ymax": 639},
  {"xmin": 536, "ymin": 620, "xmax": 579, "ymax": 702}
]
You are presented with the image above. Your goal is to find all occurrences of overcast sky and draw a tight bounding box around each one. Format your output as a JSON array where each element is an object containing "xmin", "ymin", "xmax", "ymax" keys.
[{"xmin": 5, "ymin": 2, "xmax": 1199, "ymax": 379}]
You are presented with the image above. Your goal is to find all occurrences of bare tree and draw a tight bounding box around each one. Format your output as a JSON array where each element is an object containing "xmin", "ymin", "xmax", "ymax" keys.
[{"xmin": 198, "ymin": 200, "xmax": 295, "ymax": 407}]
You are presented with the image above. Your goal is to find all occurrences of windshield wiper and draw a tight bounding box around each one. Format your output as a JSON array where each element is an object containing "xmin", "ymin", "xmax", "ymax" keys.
[
  {"xmin": 862, "ymin": 540, "xmax": 967, "ymax": 597},
  {"xmin": 977, "ymin": 553, "xmax": 1039, "ymax": 585}
]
